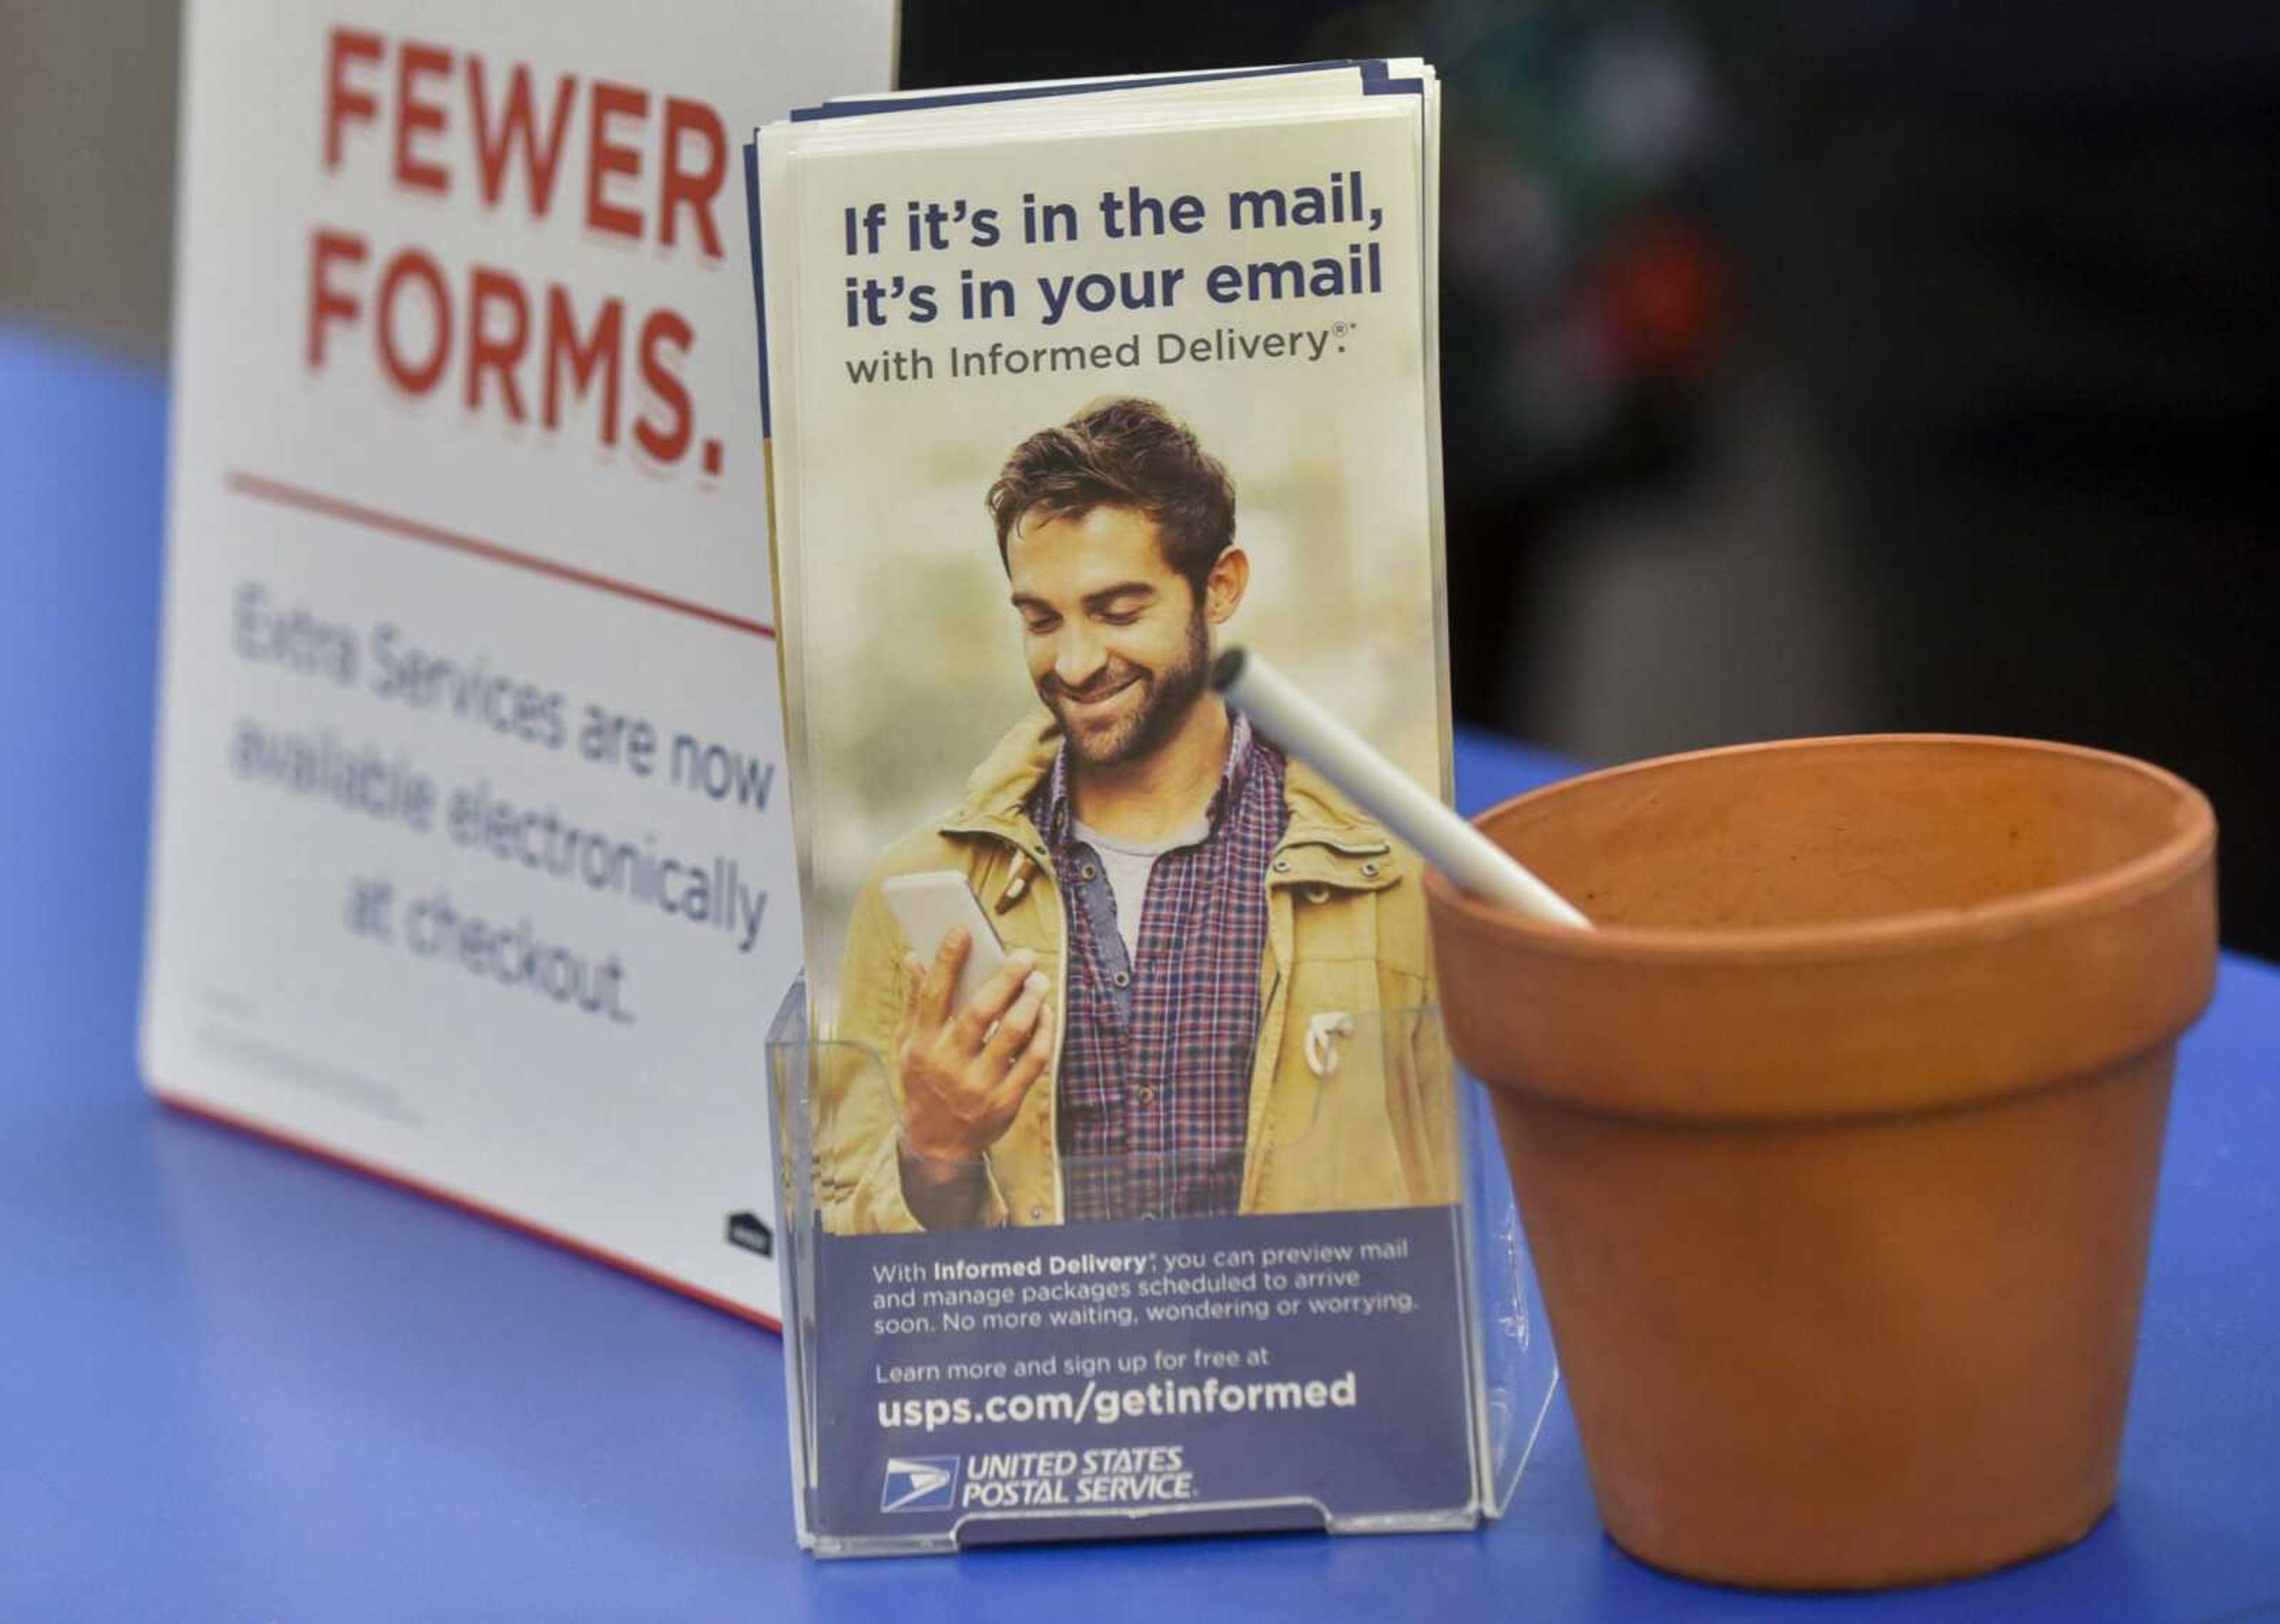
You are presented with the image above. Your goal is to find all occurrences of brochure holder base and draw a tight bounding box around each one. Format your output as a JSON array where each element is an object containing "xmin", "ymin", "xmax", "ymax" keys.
[{"xmin": 765, "ymin": 974, "xmax": 1558, "ymax": 1557}]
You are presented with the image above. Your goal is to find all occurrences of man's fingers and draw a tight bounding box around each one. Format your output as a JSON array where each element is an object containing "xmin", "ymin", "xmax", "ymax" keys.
[
  {"xmin": 913, "ymin": 928, "xmax": 970, "ymax": 1030},
  {"xmin": 991, "ymin": 1000, "xmax": 1054, "ymax": 1115},
  {"xmin": 981, "ymin": 972, "xmax": 1049, "ymax": 1070},
  {"xmin": 949, "ymin": 948, "xmax": 1037, "ymax": 1052}
]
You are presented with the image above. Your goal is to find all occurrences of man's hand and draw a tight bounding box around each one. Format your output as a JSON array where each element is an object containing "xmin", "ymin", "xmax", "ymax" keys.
[{"xmin": 894, "ymin": 929, "xmax": 1054, "ymax": 1219}]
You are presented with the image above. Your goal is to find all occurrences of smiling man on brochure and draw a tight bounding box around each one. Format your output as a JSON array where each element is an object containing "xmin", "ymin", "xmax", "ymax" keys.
[{"xmin": 817, "ymin": 397, "xmax": 1454, "ymax": 1235}]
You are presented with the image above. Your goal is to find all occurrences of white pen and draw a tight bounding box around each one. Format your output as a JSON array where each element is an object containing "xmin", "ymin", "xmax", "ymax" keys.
[{"xmin": 1211, "ymin": 646, "xmax": 1593, "ymax": 930}]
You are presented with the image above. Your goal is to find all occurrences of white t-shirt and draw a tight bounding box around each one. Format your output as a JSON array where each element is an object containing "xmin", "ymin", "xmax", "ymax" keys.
[{"xmin": 1073, "ymin": 816, "xmax": 1209, "ymax": 963}]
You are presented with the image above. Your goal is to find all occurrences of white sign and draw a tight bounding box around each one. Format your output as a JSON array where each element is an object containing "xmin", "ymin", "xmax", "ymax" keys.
[{"xmin": 144, "ymin": 1, "xmax": 895, "ymax": 1322}]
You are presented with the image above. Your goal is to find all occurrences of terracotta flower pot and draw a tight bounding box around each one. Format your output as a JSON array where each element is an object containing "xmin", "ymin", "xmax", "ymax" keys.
[{"xmin": 1427, "ymin": 735, "xmax": 2216, "ymax": 1590}]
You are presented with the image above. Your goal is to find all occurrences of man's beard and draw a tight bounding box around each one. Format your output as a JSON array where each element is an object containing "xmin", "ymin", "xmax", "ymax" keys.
[{"xmin": 1040, "ymin": 610, "xmax": 1211, "ymax": 768}]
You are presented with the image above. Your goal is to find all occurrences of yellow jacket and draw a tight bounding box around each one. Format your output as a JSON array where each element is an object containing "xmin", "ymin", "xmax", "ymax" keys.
[{"xmin": 817, "ymin": 712, "xmax": 1454, "ymax": 1233}]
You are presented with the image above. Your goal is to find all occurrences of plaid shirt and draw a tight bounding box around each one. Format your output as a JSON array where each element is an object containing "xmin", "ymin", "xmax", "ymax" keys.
[{"xmin": 1030, "ymin": 714, "xmax": 1287, "ymax": 1223}]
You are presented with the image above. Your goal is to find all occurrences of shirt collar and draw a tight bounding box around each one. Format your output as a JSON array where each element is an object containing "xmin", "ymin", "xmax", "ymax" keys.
[{"xmin": 1037, "ymin": 707, "xmax": 1257, "ymax": 846}]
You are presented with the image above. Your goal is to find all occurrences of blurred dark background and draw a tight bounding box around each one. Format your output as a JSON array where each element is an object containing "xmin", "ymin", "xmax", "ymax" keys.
[{"xmin": 5, "ymin": 1, "xmax": 2275, "ymax": 951}]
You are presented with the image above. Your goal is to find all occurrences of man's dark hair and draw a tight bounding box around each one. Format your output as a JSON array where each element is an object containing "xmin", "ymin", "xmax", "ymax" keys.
[{"xmin": 986, "ymin": 398, "xmax": 1237, "ymax": 592}]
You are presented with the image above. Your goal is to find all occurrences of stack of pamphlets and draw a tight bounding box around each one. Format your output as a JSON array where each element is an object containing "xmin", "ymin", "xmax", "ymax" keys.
[{"xmin": 749, "ymin": 62, "xmax": 1522, "ymax": 1554}]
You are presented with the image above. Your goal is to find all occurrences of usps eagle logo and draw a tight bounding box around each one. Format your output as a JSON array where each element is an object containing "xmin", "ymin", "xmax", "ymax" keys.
[{"xmin": 881, "ymin": 1455, "xmax": 961, "ymax": 1512}]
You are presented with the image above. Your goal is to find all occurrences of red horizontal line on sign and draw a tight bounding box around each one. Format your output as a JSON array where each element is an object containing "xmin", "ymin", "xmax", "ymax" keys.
[
  {"xmin": 154, "ymin": 1089, "xmax": 783, "ymax": 1333},
  {"xmin": 226, "ymin": 471, "xmax": 775, "ymax": 640}
]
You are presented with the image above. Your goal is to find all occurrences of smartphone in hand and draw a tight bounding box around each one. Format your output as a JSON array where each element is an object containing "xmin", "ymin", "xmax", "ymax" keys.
[{"xmin": 881, "ymin": 872, "xmax": 1009, "ymax": 1014}]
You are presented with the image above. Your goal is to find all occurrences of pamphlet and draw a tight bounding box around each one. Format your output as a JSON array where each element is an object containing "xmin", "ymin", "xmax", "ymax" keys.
[
  {"xmin": 142, "ymin": 0, "xmax": 894, "ymax": 1322},
  {"xmin": 752, "ymin": 61, "xmax": 1522, "ymax": 1551}
]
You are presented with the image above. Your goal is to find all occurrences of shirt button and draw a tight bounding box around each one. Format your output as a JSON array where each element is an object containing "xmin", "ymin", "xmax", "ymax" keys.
[
  {"xmin": 1028, "ymin": 1206, "xmax": 1044, "ymax": 1222},
  {"xmin": 1362, "ymin": 861, "xmax": 1381, "ymax": 877},
  {"xmin": 1113, "ymin": 970, "xmax": 1130, "ymax": 988},
  {"xmin": 1272, "ymin": 857, "xmax": 1290, "ymax": 873},
  {"xmin": 1141, "ymin": 1209, "xmax": 1160, "ymax": 1222},
  {"xmin": 1081, "ymin": 863, "xmax": 1098, "ymax": 881},
  {"xmin": 1136, "ymin": 1084, "xmax": 1155, "ymax": 1105}
]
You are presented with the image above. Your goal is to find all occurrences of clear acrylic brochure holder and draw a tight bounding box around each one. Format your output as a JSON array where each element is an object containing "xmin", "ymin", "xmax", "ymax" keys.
[{"xmin": 765, "ymin": 975, "xmax": 1558, "ymax": 1556}]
